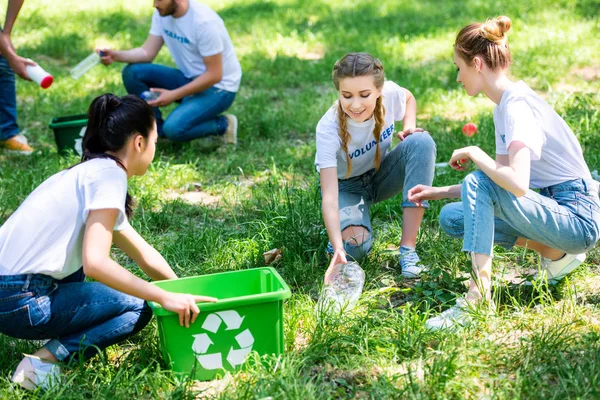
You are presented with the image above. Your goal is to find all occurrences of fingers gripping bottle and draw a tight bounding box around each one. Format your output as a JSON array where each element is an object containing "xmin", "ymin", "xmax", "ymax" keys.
[
  {"xmin": 25, "ymin": 60, "xmax": 53, "ymax": 89},
  {"xmin": 317, "ymin": 261, "xmax": 365, "ymax": 313},
  {"xmin": 140, "ymin": 91, "xmax": 160, "ymax": 102}
]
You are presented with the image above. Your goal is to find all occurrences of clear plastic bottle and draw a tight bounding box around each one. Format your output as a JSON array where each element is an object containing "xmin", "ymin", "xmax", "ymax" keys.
[
  {"xmin": 70, "ymin": 51, "xmax": 104, "ymax": 80},
  {"xmin": 316, "ymin": 261, "xmax": 365, "ymax": 313},
  {"xmin": 140, "ymin": 90, "xmax": 160, "ymax": 102}
]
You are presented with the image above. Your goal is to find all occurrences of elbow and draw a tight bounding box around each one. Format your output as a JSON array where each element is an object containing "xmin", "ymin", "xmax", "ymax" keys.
[
  {"xmin": 82, "ymin": 256, "xmax": 107, "ymax": 279},
  {"xmin": 512, "ymin": 186, "xmax": 528, "ymax": 198}
]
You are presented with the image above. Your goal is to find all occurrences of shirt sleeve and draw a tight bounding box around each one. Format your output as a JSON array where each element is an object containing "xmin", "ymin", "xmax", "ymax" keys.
[
  {"xmin": 149, "ymin": 11, "xmax": 162, "ymax": 37},
  {"xmin": 82, "ymin": 167, "xmax": 129, "ymax": 231},
  {"xmin": 196, "ymin": 21, "xmax": 224, "ymax": 57},
  {"xmin": 382, "ymin": 81, "xmax": 407, "ymax": 122},
  {"xmin": 503, "ymin": 101, "xmax": 543, "ymax": 160},
  {"xmin": 315, "ymin": 111, "xmax": 341, "ymax": 171}
]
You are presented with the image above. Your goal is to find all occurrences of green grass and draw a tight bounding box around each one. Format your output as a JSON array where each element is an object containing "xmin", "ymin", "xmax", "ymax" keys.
[{"xmin": 1, "ymin": 0, "xmax": 600, "ymax": 398}]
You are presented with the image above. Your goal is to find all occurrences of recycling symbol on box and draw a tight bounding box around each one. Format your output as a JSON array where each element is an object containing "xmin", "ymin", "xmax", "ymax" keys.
[{"xmin": 191, "ymin": 310, "xmax": 254, "ymax": 370}]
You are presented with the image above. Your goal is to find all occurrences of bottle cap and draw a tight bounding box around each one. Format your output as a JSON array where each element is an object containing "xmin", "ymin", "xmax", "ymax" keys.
[{"xmin": 40, "ymin": 75, "xmax": 54, "ymax": 89}]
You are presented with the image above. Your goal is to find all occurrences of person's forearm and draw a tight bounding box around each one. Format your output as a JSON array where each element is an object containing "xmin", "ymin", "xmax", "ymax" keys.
[
  {"xmin": 85, "ymin": 256, "xmax": 168, "ymax": 303},
  {"xmin": 323, "ymin": 201, "xmax": 343, "ymax": 251},
  {"xmin": 172, "ymin": 71, "xmax": 221, "ymax": 100},
  {"xmin": 139, "ymin": 247, "xmax": 178, "ymax": 281},
  {"xmin": 4, "ymin": 0, "xmax": 25, "ymax": 35},
  {"xmin": 441, "ymin": 184, "xmax": 462, "ymax": 199},
  {"xmin": 113, "ymin": 47, "xmax": 155, "ymax": 64},
  {"xmin": 470, "ymin": 148, "xmax": 528, "ymax": 196}
]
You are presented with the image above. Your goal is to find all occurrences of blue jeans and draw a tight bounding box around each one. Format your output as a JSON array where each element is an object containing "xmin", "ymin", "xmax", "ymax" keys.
[
  {"xmin": 122, "ymin": 63, "xmax": 236, "ymax": 141},
  {"xmin": 329, "ymin": 132, "xmax": 436, "ymax": 260},
  {"xmin": 0, "ymin": 54, "xmax": 19, "ymax": 141},
  {"xmin": 0, "ymin": 269, "xmax": 152, "ymax": 362},
  {"xmin": 440, "ymin": 170, "xmax": 600, "ymax": 256}
]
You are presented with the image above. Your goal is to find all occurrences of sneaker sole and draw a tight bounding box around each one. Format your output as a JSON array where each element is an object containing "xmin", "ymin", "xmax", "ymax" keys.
[{"xmin": 523, "ymin": 253, "xmax": 586, "ymax": 285}]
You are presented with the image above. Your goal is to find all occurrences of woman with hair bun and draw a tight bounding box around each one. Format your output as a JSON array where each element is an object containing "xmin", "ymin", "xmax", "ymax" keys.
[
  {"xmin": 315, "ymin": 52, "xmax": 436, "ymax": 283},
  {"xmin": 0, "ymin": 94, "xmax": 217, "ymax": 390},
  {"xmin": 409, "ymin": 16, "xmax": 600, "ymax": 330}
]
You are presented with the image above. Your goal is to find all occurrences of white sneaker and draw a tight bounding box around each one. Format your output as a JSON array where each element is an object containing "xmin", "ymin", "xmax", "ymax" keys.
[
  {"xmin": 425, "ymin": 298, "xmax": 471, "ymax": 331},
  {"xmin": 527, "ymin": 253, "xmax": 586, "ymax": 285},
  {"xmin": 11, "ymin": 354, "xmax": 60, "ymax": 390},
  {"xmin": 223, "ymin": 114, "xmax": 238, "ymax": 145}
]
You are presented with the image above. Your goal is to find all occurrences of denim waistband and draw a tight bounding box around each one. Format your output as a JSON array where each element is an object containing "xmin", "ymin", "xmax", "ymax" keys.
[
  {"xmin": 0, "ymin": 273, "xmax": 54, "ymax": 291},
  {"xmin": 540, "ymin": 178, "xmax": 599, "ymax": 197}
]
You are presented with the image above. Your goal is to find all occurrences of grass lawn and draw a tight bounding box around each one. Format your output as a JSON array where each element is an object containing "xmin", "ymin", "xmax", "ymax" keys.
[{"xmin": 1, "ymin": 0, "xmax": 600, "ymax": 398}]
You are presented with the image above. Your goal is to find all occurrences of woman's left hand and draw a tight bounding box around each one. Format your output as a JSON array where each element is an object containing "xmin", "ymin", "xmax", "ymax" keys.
[
  {"xmin": 398, "ymin": 127, "xmax": 425, "ymax": 141},
  {"xmin": 449, "ymin": 146, "xmax": 481, "ymax": 171}
]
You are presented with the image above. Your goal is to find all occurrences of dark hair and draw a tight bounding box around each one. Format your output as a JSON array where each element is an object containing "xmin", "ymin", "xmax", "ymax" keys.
[
  {"xmin": 454, "ymin": 16, "xmax": 512, "ymax": 70},
  {"xmin": 80, "ymin": 93, "xmax": 155, "ymax": 218},
  {"xmin": 332, "ymin": 52, "xmax": 386, "ymax": 177}
]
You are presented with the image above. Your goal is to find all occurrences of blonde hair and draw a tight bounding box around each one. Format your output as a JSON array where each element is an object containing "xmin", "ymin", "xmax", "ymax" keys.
[
  {"xmin": 454, "ymin": 16, "xmax": 512, "ymax": 70},
  {"xmin": 332, "ymin": 52, "xmax": 386, "ymax": 177}
]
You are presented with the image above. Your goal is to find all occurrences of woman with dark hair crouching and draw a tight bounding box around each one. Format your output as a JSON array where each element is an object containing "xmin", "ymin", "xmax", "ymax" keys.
[{"xmin": 0, "ymin": 94, "xmax": 217, "ymax": 390}]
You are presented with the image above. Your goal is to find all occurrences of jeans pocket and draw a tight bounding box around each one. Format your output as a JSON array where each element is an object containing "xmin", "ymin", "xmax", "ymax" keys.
[{"xmin": 0, "ymin": 292, "xmax": 51, "ymax": 339}]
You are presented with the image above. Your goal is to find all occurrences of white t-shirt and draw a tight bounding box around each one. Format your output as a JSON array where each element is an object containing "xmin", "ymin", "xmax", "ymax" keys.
[
  {"xmin": 494, "ymin": 81, "xmax": 591, "ymax": 189},
  {"xmin": 0, "ymin": 158, "xmax": 130, "ymax": 279},
  {"xmin": 149, "ymin": 1, "xmax": 242, "ymax": 92},
  {"xmin": 315, "ymin": 81, "xmax": 406, "ymax": 179}
]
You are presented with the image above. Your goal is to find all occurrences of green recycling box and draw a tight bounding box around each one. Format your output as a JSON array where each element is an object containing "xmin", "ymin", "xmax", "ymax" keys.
[
  {"xmin": 48, "ymin": 114, "xmax": 88, "ymax": 156},
  {"xmin": 148, "ymin": 267, "xmax": 291, "ymax": 381}
]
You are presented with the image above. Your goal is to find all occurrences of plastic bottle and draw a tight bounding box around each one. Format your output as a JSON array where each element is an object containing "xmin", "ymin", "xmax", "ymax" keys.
[
  {"xmin": 25, "ymin": 61, "xmax": 54, "ymax": 89},
  {"xmin": 316, "ymin": 261, "xmax": 365, "ymax": 313},
  {"xmin": 140, "ymin": 90, "xmax": 160, "ymax": 102},
  {"xmin": 70, "ymin": 51, "xmax": 105, "ymax": 80}
]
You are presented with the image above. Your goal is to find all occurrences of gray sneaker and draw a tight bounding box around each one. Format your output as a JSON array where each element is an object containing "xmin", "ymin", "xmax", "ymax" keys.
[
  {"xmin": 223, "ymin": 114, "xmax": 238, "ymax": 145},
  {"xmin": 399, "ymin": 246, "xmax": 424, "ymax": 278}
]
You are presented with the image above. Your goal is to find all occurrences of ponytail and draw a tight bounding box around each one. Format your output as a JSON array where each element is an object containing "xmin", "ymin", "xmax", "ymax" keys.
[{"xmin": 77, "ymin": 93, "xmax": 155, "ymax": 218}]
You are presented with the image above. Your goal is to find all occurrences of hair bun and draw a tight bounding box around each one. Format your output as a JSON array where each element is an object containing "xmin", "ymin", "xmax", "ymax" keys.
[
  {"xmin": 495, "ymin": 16, "xmax": 512, "ymax": 35},
  {"xmin": 481, "ymin": 15, "xmax": 512, "ymax": 44},
  {"xmin": 105, "ymin": 94, "xmax": 122, "ymax": 112}
]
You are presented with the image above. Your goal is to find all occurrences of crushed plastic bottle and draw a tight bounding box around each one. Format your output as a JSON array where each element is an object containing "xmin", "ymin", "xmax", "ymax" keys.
[
  {"xmin": 140, "ymin": 90, "xmax": 160, "ymax": 102},
  {"xmin": 316, "ymin": 261, "xmax": 365, "ymax": 313},
  {"xmin": 70, "ymin": 51, "xmax": 105, "ymax": 80}
]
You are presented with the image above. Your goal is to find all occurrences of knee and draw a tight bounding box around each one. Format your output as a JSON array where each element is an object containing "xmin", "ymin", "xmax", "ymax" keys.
[
  {"xmin": 162, "ymin": 119, "xmax": 187, "ymax": 141},
  {"xmin": 405, "ymin": 131, "xmax": 436, "ymax": 156},
  {"xmin": 342, "ymin": 226, "xmax": 372, "ymax": 261},
  {"xmin": 462, "ymin": 170, "xmax": 494, "ymax": 194},
  {"xmin": 122, "ymin": 64, "xmax": 141, "ymax": 85},
  {"xmin": 439, "ymin": 203, "xmax": 464, "ymax": 238}
]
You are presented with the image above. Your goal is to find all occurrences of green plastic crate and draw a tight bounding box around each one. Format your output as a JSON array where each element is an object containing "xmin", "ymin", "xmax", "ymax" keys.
[
  {"xmin": 148, "ymin": 267, "xmax": 291, "ymax": 381},
  {"xmin": 48, "ymin": 114, "xmax": 88, "ymax": 156}
]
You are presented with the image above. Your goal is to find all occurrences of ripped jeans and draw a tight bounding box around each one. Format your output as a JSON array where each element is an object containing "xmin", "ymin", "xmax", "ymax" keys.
[{"xmin": 327, "ymin": 132, "xmax": 436, "ymax": 260}]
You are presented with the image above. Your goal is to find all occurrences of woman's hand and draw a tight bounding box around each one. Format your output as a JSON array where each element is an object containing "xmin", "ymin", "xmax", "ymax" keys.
[
  {"xmin": 160, "ymin": 292, "xmax": 218, "ymax": 328},
  {"xmin": 449, "ymin": 146, "xmax": 481, "ymax": 171},
  {"xmin": 324, "ymin": 248, "xmax": 347, "ymax": 285},
  {"xmin": 397, "ymin": 127, "xmax": 425, "ymax": 141},
  {"xmin": 408, "ymin": 185, "xmax": 443, "ymax": 206}
]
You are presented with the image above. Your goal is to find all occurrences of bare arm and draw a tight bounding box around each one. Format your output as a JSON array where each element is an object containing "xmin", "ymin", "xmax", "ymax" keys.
[
  {"xmin": 397, "ymin": 88, "xmax": 425, "ymax": 140},
  {"xmin": 3, "ymin": 0, "xmax": 24, "ymax": 35},
  {"xmin": 0, "ymin": 0, "xmax": 34, "ymax": 80},
  {"xmin": 112, "ymin": 226, "xmax": 177, "ymax": 281},
  {"xmin": 450, "ymin": 142, "xmax": 531, "ymax": 197},
  {"xmin": 100, "ymin": 35, "xmax": 164, "ymax": 65},
  {"xmin": 83, "ymin": 209, "xmax": 217, "ymax": 327},
  {"xmin": 320, "ymin": 168, "xmax": 343, "ymax": 252},
  {"xmin": 172, "ymin": 53, "xmax": 222, "ymax": 98},
  {"xmin": 147, "ymin": 53, "xmax": 223, "ymax": 107}
]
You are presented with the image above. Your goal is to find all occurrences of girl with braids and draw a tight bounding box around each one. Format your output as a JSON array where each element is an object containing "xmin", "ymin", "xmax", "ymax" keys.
[
  {"xmin": 0, "ymin": 94, "xmax": 216, "ymax": 390},
  {"xmin": 315, "ymin": 52, "xmax": 436, "ymax": 283},
  {"xmin": 409, "ymin": 16, "xmax": 600, "ymax": 330}
]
